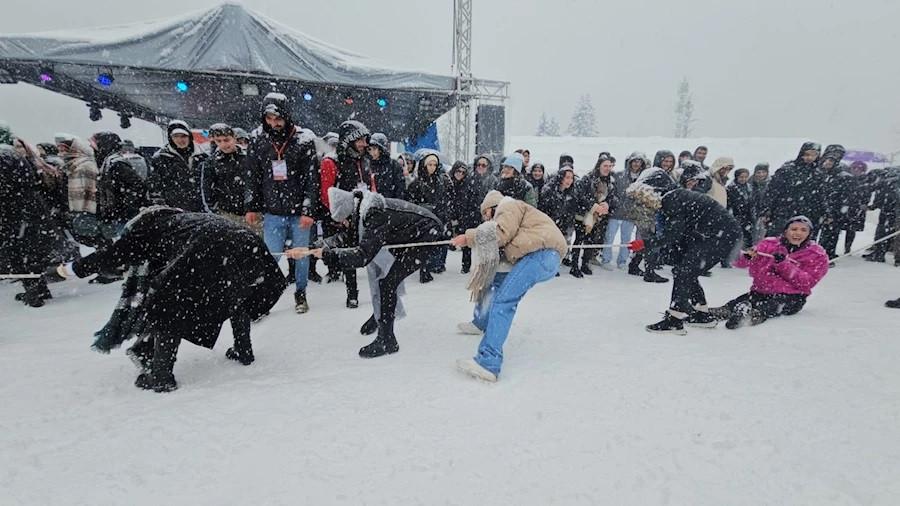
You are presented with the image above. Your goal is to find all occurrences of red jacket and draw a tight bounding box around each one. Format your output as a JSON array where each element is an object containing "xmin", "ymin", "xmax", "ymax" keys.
[{"xmin": 320, "ymin": 156, "xmax": 376, "ymax": 208}]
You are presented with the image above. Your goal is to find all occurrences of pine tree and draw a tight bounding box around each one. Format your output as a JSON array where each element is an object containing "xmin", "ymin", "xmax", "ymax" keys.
[
  {"xmin": 567, "ymin": 94, "xmax": 598, "ymax": 137},
  {"xmin": 546, "ymin": 116, "xmax": 561, "ymax": 136},
  {"xmin": 535, "ymin": 112, "xmax": 551, "ymax": 136},
  {"xmin": 673, "ymin": 77, "xmax": 697, "ymax": 138}
]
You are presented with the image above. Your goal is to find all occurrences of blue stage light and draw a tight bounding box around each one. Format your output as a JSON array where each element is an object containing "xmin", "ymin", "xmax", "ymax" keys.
[
  {"xmin": 377, "ymin": 98, "xmax": 387, "ymax": 108},
  {"xmin": 175, "ymin": 81, "xmax": 189, "ymax": 93},
  {"xmin": 303, "ymin": 92, "xmax": 313, "ymax": 102},
  {"xmin": 97, "ymin": 74, "xmax": 114, "ymax": 86}
]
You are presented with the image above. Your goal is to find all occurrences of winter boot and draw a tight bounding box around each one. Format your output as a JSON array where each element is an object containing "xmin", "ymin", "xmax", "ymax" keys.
[
  {"xmin": 226, "ymin": 347, "xmax": 255, "ymax": 365},
  {"xmin": 461, "ymin": 266, "xmax": 471, "ymax": 274},
  {"xmin": 359, "ymin": 320, "xmax": 399, "ymax": 358},
  {"xmin": 360, "ymin": 314, "xmax": 378, "ymax": 335},
  {"xmin": 294, "ymin": 290, "xmax": 309, "ymax": 314},
  {"xmin": 580, "ymin": 262, "xmax": 594, "ymax": 276},
  {"xmin": 569, "ymin": 265, "xmax": 584, "ymax": 278},
  {"xmin": 643, "ymin": 271, "xmax": 669, "ymax": 283},
  {"xmin": 455, "ymin": 357, "xmax": 497, "ymax": 382},
  {"xmin": 308, "ymin": 259, "xmax": 323, "ymax": 283},
  {"xmin": 628, "ymin": 261, "xmax": 645, "ymax": 277},
  {"xmin": 326, "ymin": 270, "xmax": 342, "ymax": 283},
  {"xmin": 419, "ymin": 270, "xmax": 434, "ymax": 284},
  {"xmin": 708, "ymin": 305, "xmax": 732, "ymax": 321},
  {"xmin": 90, "ymin": 273, "xmax": 123, "ymax": 284},
  {"xmin": 15, "ymin": 284, "xmax": 52, "ymax": 302},
  {"xmin": 135, "ymin": 372, "xmax": 177, "ymax": 393},
  {"xmin": 346, "ymin": 290, "xmax": 359, "ymax": 309},
  {"xmin": 684, "ymin": 311, "xmax": 719, "ymax": 328},
  {"xmin": 645, "ymin": 313, "xmax": 687, "ymax": 335},
  {"xmin": 433, "ymin": 265, "xmax": 447, "ymax": 274},
  {"xmin": 863, "ymin": 252, "xmax": 885, "ymax": 263},
  {"xmin": 885, "ymin": 298, "xmax": 900, "ymax": 309},
  {"xmin": 699, "ymin": 270, "xmax": 713, "ymax": 277},
  {"xmin": 126, "ymin": 338, "xmax": 154, "ymax": 372},
  {"xmin": 725, "ymin": 301, "xmax": 752, "ymax": 330},
  {"xmin": 561, "ymin": 256, "xmax": 572, "ymax": 267}
]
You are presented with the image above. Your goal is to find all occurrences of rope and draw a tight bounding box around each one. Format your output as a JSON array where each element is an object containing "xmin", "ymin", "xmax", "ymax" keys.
[
  {"xmin": 0, "ymin": 274, "xmax": 42, "ymax": 279},
  {"xmin": 830, "ymin": 229, "xmax": 900, "ymax": 262}
]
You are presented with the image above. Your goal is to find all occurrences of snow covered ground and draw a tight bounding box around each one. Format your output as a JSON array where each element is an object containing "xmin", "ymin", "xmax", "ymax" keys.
[{"xmin": 2, "ymin": 227, "xmax": 900, "ymax": 505}]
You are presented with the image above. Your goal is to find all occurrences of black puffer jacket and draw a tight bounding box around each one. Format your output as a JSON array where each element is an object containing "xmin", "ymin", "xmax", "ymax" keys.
[
  {"xmin": 496, "ymin": 173, "xmax": 537, "ymax": 206},
  {"xmin": 370, "ymin": 155, "xmax": 406, "ymax": 200},
  {"xmin": 148, "ymin": 121, "xmax": 209, "ymax": 212},
  {"xmin": 539, "ymin": 168, "xmax": 578, "ymax": 233},
  {"xmin": 406, "ymin": 156, "xmax": 451, "ymax": 222},
  {"xmin": 762, "ymin": 142, "xmax": 827, "ymax": 231},
  {"xmin": 93, "ymin": 131, "xmax": 148, "ymax": 223},
  {"xmin": 203, "ymin": 147, "xmax": 248, "ymax": 214},
  {"xmin": 448, "ymin": 166, "xmax": 481, "ymax": 232},
  {"xmin": 323, "ymin": 192, "xmax": 446, "ymax": 269},
  {"xmin": 574, "ymin": 156, "xmax": 618, "ymax": 217}
]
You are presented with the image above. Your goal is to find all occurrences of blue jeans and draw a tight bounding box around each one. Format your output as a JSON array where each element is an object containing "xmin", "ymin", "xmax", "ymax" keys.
[
  {"xmin": 471, "ymin": 249, "xmax": 560, "ymax": 375},
  {"xmin": 602, "ymin": 219, "xmax": 634, "ymax": 266},
  {"xmin": 263, "ymin": 214, "xmax": 310, "ymax": 291}
]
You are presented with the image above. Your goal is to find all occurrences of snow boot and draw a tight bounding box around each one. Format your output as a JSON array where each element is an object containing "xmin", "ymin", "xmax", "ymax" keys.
[
  {"xmin": 346, "ymin": 290, "xmax": 359, "ymax": 309},
  {"xmin": 628, "ymin": 262, "xmax": 644, "ymax": 277},
  {"xmin": 580, "ymin": 263, "xmax": 593, "ymax": 276},
  {"xmin": 360, "ymin": 314, "xmax": 378, "ymax": 335},
  {"xmin": 294, "ymin": 290, "xmax": 309, "ymax": 314},
  {"xmin": 684, "ymin": 311, "xmax": 719, "ymax": 328},
  {"xmin": 457, "ymin": 321, "xmax": 483, "ymax": 335},
  {"xmin": 569, "ymin": 265, "xmax": 584, "ymax": 278},
  {"xmin": 699, "ymin": 271, "xmax": 713, "ymax": 277},
  {"xmin": 455, "ymin": 357, "xmax": 497, "ymax": 382},
  {"xmin": 461, "ymin": 266, "xmax": 471, "ymax": 274},
  {"xmin": 708, "ymin": 305, "xmax": 732, "ymax": 321},
  {"xmin": 326, "ymin": 270, "xmax": 342, "ymax": 283},
  {"xmin": 725, "ymin": 301, "xmax": 752, "ymax": 330},
  {"xmin": 885, "ymin": 298, "xmax": 900, "ymax": 309},
  {"xmin": 359, "ymin": 321, "xmax": 399, "ymax": 358},
  {"xmin": 643, "ymin": 271, "xmax": 669, "ymax": 283},
  {"xmin": 419, "ymin": 270, "xmax": 434, "ymax": 284},
  {"xmin": 15, "ymin": 284, "xmax": 52, "ymax": 302},
  {"xmin": 126, "ymin": 338, "xmax": 154, "ymax": 372},
  {"xmin": 433, "ymin": 265, "xmax": 447, "ymax": 274},
  {"xmin": 561, "ymin": 257, "xmax": 572, "ymax": 267},
  {"xmin": 226, "ymin": 347, "xmax": 255, "ymax": 366},
  {"xmin": 90, "ymin": 273, "xmax": 123, "ymax": 284},
  {"xmin": 308, "ymin": 258, "xmax": 322, "ymax": 283},
  {"xmin": 645, "ymin": 313, "xmax": 687, "ymax": 335},
  {"xmin": 135, "ymin": 372, "xmax": 177, "ymax": 393}
]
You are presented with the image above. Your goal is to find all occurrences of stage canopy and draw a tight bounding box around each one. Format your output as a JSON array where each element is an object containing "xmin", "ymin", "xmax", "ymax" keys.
[{"xmin": 0, "ymin": 3, "xmax": 458, "ymax": 140}]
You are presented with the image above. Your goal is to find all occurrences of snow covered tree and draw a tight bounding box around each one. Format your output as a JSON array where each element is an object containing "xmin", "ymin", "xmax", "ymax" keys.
[
  {"xmin": 567, "ymin": 94, "xmax": 598, "ymax": 137},
  {"xmin": 535, "ymin": 112, "xmax": 551, "ymax": 136},
  {"xmin": 674, "ymin": 77, "xmax": 697, "ymax": 138},
  {"xmin": 546, "ymin": 116, "xmax": 561, "ymax": 137}
]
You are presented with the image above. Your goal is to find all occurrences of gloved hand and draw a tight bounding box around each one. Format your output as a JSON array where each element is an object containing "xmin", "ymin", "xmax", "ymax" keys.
[
  {"xmin": 628, "ymin": 239, "xmax": 645, "ymax": 252},
  {"xmin": 772, "ymin": 252, "xmax": 786, "ymax": 263},
  {"xmin": 44, "ymin": 265, "xmax": 68, "ymax": 283}
]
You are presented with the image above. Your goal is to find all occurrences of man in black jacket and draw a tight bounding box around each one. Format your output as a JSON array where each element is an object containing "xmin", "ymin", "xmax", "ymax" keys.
[
  {"xmin": 244, "ymin": 93, "xmax": 320, "ymax": 313},
  {"xmin": 626, "ymin": 168, "xmax": 742, "ymax": 334},
  {"xmin": 92, "ymin": 131, "xmax": 148, "ymax": 239},
  {"xmin": 816, "ymin": 144, "xmax": 849, "ymax": 261},
  {"xmin": 760, "ymin": 142, "xmax": 827, "ymax": 235},
  {"xmin": 570, "ymin": 152, "xmax": 616, "ymax": 278},
  {"xmin": 368, "ymin": 132, "xmax": 405, "ymax": 200},
  {"xmin": 287, "ymin": 188, "xmax": 445, "ymax": 358},
  {"xmin": 202, "ymin": 124, "xmax": 257, "ymax": 233},
  {"xmin": 148, "ymin": 120, "xmax": 208, "ymax": 212},
  {"xmin": 46, "ymin": 207, "xmax": 285, "ymax": 392}
]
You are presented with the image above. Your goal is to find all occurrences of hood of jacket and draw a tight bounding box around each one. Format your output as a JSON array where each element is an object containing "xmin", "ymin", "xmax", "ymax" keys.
[
  {"xmin": 91, "ymin": 131, "xmax": 122, "ymax": 166},
  {"xmin": 652, "ymin": 150, "xmax": 675, "ymax": 170}
]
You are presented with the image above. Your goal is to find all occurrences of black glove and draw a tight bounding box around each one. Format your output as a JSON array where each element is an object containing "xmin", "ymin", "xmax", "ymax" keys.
[
  {"xmin": 772, "ymin": 253, "xmax": 786, "ymax": 263},
  {"xmin": 43, "ymin": 265, "xmax": 68, "ymax": 283}
]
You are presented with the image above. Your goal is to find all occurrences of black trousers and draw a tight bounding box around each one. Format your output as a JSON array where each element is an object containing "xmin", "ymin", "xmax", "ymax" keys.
[
  {"xmin": 632, "ymin": 227, "xmax": 661, "ymax": 272},
  {"xmin": 817, "ymin": 223, "xmax": 841, "ymax": 258},
  {"xmin": 670, "ymin": 235, "xmax": 740, "ymax": 314},
  {"xmin": 461, "ymin": 247, "xmax": 472, "ymax": 270},
  {"xmin": 128, "ymin": 310, "xmax": 252, "ymax": 380},
  {"xmin": 870, "ymin": 212, "xmax": 897, "ymax": 258},
  {"xmin": 844, "ymin": 230, "xmax": 856, "ymax": 253},
  {"xmin": 571, "ymin": 220, "xmax": 607, "ymax": 267},
  {"xmin": 724, "ymin": 291, "xmax": 807, "ymax": 320},
  {"xmin": 379, "ymin": 246, "xmax": 436, "ymax": 328},
  {"xmin": 322, "ymin": 222, "xmax": 358, "ymax": 295}
]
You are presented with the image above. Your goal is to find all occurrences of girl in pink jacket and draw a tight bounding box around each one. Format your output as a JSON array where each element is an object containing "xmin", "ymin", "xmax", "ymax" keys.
[{"xmin": 711, "ymin": 215, "xmax": 829, "ymax": 329}]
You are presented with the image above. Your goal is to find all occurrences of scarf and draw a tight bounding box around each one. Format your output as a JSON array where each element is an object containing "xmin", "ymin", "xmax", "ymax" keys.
[{"xmin": 465, "ymin": 220, "xmax": 500, "ymax": 302}]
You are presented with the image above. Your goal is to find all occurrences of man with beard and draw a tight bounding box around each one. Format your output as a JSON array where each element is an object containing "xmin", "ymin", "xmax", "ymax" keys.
[
  {"xmin": 319, "ymin": 120, "xmax": 376, "ymax": 307},
  {"xmin": 148, "ymin": 120, "xmax": 208, "ymax": 212},
  {"xmin": 286, "ymin": 188, "xmax": 445, "ymax": 358},
  {"xmin": 45, "ymin": 206, "xmax": 285, "ymax": 392},
  {"xmin": 760, "ymin": 142, "xmax": 827, "ymax": 235},
  {"xmin": 202, "ymin": 124, "xmax": 258, "ymax": 233},
  {"xmin": 245, "ymin": 93, "xmax": 319, "ymax": 313},
  {"xmin": 626, "ymin": 168, "xmax": 742, "ymax": 334}
]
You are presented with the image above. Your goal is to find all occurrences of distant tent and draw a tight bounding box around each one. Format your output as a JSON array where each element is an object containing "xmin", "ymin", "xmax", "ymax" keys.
[{"xmin": 0, "ymin": 3, "xmax": 458, "ymax": 140}]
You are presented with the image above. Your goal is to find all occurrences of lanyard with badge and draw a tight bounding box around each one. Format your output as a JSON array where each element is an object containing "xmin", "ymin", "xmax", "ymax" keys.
[{"xmin": 271, "ymin": 127, "xmax": 295, "ymax": 181}]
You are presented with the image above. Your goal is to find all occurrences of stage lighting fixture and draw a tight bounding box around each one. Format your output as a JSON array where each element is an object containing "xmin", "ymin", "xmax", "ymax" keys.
[
  {"xmin": 97, "ymin": 73, "xmax": 114, "ymax": 86},
  {"xmin": 377, "ymin": 98, "xmax": 387, "ymax": 108},
  {"xmin": 175, "ymin": 81, "xmax": 189, "ymax": 93},
  {"xmin": 39, "ymin": 66, "xmax": 53, "ymax": 83},
  {"xmin": 303, "ymin": 92, "xmax": 313, "ymax": 102},
  {"xmin": 344, "ymin": 96, "xmax": 354, "ymax": 105}
]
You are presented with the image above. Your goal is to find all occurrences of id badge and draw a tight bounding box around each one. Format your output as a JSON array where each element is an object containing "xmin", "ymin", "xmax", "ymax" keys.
[
  {"xmin": 356, "ymin": 181, "xmax": 368, "ymax": 191},
  {"xmin": 272, "ymin": 160, "xmax": 288, "ymax": 181}
]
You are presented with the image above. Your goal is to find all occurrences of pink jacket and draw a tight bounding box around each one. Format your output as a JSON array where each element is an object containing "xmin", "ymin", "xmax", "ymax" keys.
[{"xmin": 732, "ymin": 237, "xmax": 829, "ymax": 296}]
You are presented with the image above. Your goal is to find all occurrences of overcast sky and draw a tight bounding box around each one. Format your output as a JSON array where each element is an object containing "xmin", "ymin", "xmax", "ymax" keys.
[{"xmin": 2, "ymin": 0, "xmax": 899, "ymax": 151}]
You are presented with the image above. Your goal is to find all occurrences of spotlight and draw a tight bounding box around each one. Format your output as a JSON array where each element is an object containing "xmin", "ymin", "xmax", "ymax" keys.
[
  {"xmin": 39, "ymin": 66, "xmax": 53, "ymax": 83},
  {"xmin": 119, "ymin": 112, "xmax": 132, "ymax": 129},
  {"xmin": 175, "ymin": 81, "xmax": 189, "ymax": 93},
  {"xmin": 241, "ymin": 83, "xmax": 259, "ymax": 96},
  {"xmin": 87, "ymin": 103, "xmax": 102, "ymax": 121},
  {"xmin": 344, "ymin": 96, "xmax": 354, "ymax": 105},
  {"xmin": 303, "ymin": 92, "xmax": 313, "ymax": 102},
  {"xmin": 377, "ymin": 98, "xmax": 387, "ymax": 108},
  {"xmin": 97, "ymin": 73, "xmax": 114, "ymax": 87}
]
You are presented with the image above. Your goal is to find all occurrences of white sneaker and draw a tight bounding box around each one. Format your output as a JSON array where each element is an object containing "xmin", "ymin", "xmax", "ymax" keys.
[
  {"xmin": 599, "ymin": 263, "xmax": 614, "ymax": 271},
  {"xmin": 455, "ymin": 358, "xmax": 497, "ymax": 382},
  {"xmin": 617, "ymin": 263, "xmax": 627, "ymax": 270},
  {"xmin": 457, "ymin": 322, "xmax": 483, "ymax": 335}
]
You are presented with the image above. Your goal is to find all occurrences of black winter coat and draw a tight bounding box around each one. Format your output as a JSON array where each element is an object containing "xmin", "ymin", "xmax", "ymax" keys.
[
  {"xmin": 646, "ymin": 189, "xmax": 742, "ymax": 265},
  {"xmin": 1, "ymin": 148, "xmax": 73, "ymax": 274},
  {"xmin": 97, "ymin": 154, "xmax": 148, "ymax": 223},
  {"xmin": 750, "ymin": 177, "xmax": 770, "ymax": 218},
  {"xmin": 448, "ymin": 175, "xmax": 482, "ymax": 232},
  {"xmin": 370, "ymin": 156, "xmax": 406, "ymax": 200},
  {"xmin": 841, "ymin": 174, "xmax": 871, "ymax": 232},
  {"xmin": 819, "ymin": 164, "xmax": 851, "ymax": 222},
  {"xmin": 726, "ymin": 183, "xmax": 755, "ymax": 227},
  {"xmin": 539, "ymin": 174, "xmax": 578, "ymax": 233},
  {"xmin": 495, "ymin": 175, "xmax": 536, "ymax": 206},
  {"xmin": 574, "ymin": 170, "xmax": 618, "ymax": 217},
  {"xmin": 762, "ymin": 151, "xmax": 827, "ymax": 230},
  {"xmin": 524, "ymin": 174, "xmax": 546, "ymax": 207},
  {"xmin": 203, "ymin": 148, "xmax": 248, "ymax": 215},
  {"xmin": 323, "ymin": 193, "xmax": 446, "ymax": 269},
  {"xmin": 245, "ymin": 127, "xmax": 319, "ymax": 217},
  {"xmin": 406, "ymin": 166, "xmax": 451, "ymax": 222},
  {"xmin": 72, "ymin": 208, "xmax": 285, "ymax": 347},
  {"xmin": 148, "ymin": 145, "xmax": 209, "ymax": 212}
]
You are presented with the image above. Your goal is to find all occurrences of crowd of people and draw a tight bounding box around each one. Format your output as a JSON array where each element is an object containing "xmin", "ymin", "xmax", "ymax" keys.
[{"xmin": 2, "ymin": 91, "xmax": 899, "ymax": 389}]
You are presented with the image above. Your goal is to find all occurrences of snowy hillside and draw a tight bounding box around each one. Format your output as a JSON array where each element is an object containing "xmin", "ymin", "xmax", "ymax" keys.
[{"xmin": 2, "ymin": 224, "xmax": 899, "ymax": 504}]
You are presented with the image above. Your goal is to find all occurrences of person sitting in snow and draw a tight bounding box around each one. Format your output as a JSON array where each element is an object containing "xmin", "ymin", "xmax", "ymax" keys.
[
  {"xmin": 451, "ymin": 190, "xmax": 568, "ymax": 382},
  {"xmin": 626, "ymin": 167, "xmax": 742, "ymax": 335},
  {"xmin": 45, "ymin": 206, "xmax": 286, "ymax": 392},
  {"xmin": 708, "ymin": 216, "xmax": 829, "ymax": 329},
  {"xmin": 285, "ymin": 187, "xmax": 446, "ymax": 358}
]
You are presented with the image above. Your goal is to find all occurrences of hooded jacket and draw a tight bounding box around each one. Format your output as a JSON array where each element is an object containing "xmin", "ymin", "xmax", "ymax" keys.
[
  {"xmin": 320, "ymin": 120, "xmax": 376, "ymax": 215},
  {"xmin": 707, "ymin": 156, "xmax": 734, "ymax": 208},
  {"xmin": 732, "ymin": 236, "xmax": 828, "ymax": 296},
  {"xmin": 523, "ymin": 163, "xmax": 547, "ymax": 207},
  {"xmin": 574, "ymin": 155, "xmax": 618, "ymax": 219},
  {"xmin": 245, "ymin": 98, "xmax": 319, "ymax": 217},
  {"xmin": 818, "ymin": 144, "xmax": 851, "ymax": 222},
  {"xmin": 370, "ymin": 153, "xmax": 406, "ymax": 200},
  {"xmin": 539, "ymin": 168, "xmax": 578, "ymax": 233},
  {"xmin": 448, "ymin": 162, "xmax": 481, "ymax": 231},
  {"xmin": 610, "ymin": 152, "xmax": 647, "ymax": 221},
  {"xmin": 149, "ymin": 121, "xmax": 209, "ymax": 212},
  {"xmin": 202, "ymin": 145, "xmax": 248, "ymax": 215},
  {"xmin": 471, "ymin": 155, "xmax": 499, "ymax": 201},
  {"xmin": 93, "ymin": 131, "xmax": 148, "ymax": 222},
  {"xmin": 762, "ymin": 142, "xmax": 827, "ymax": 230},
  {"xmin": 406, "ymin": 154, "xmax": 451, "ymax": 221},
  {"xmin": 464, "ymin": 194, "xmax": 568, "ymax": 265}
]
